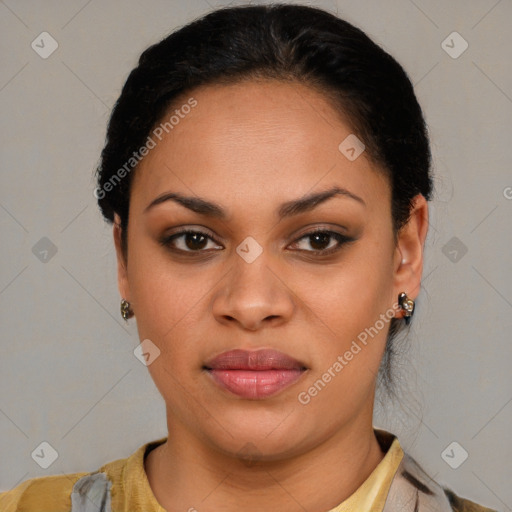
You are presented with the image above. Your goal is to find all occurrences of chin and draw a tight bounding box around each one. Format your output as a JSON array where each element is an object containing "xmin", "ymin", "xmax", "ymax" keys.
[{"xmin": 198, "ymin": 410, "xmax": 313, "ymax": 461}]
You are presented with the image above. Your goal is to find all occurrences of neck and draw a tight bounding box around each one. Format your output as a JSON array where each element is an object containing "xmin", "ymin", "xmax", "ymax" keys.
[{"xmin": 145, "ymin": 417, "xmax": 385, "ymax": 512}]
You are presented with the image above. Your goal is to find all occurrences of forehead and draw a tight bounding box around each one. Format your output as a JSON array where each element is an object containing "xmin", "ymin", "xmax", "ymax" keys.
[{"xmin": 130, "ymin": 79, "xmax": 390, "ymax": 216}]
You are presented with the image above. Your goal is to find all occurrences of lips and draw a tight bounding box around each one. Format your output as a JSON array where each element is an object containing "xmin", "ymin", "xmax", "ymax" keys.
[
  {"xmin": 203, "ymin": 349, "xmax": 307, "ymax": 399},
  {"xmin": 204, "ymin": 349, "xmax": 306, "ymax": 371}
]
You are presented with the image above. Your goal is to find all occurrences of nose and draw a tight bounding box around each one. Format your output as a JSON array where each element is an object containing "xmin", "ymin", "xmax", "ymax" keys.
[{"xmin": 211, "ymin": 251, "xmax": 295, "ymax": 331}]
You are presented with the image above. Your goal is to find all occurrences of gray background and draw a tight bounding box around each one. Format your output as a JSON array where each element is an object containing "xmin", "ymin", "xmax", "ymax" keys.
[{"xmin": 0, "ymin": 0, "xmax": 510, "ymax": 509}]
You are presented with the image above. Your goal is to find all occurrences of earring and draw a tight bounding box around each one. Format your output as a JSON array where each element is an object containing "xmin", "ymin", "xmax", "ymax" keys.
[
  {"xmin": 398, "ymin": 292, "xmax": 415, "ymax": 325},
  {"xmin": 120, "ymin": 298, "xmax": 134, "ymax": 321}
]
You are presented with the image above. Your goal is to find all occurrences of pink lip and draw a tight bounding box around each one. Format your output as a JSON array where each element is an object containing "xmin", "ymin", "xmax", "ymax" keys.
[{"xmin": 204, "ymin": 349, "xmax": 307, "ymax": 399}]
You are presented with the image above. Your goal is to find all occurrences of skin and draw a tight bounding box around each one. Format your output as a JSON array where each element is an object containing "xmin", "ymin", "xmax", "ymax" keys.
[{"xmin": 113, "ymin": 79, "xmax": 429, "ymax": 512}]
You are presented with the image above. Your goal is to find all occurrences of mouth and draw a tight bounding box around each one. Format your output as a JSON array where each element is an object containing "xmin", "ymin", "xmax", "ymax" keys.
[{"xmin": 203, "ymin": 349, "xmax": 308, "ymax": 400}]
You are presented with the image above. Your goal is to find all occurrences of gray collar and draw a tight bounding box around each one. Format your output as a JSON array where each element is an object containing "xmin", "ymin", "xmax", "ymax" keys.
[{"xmin": 383, "ymin": 452, "xmax": 453, "ymax": 511}]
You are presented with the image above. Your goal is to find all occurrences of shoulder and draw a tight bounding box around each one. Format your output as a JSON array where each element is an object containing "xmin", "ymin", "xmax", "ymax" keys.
[
  {"xmin": 388, "ymin": 446, "xmax": 497, "ymax": 512},
  {"xmin": 0, "ymin": 471, "xmax": 88, "ymax": 511},
  {"xmin": 0, "ymin": 459, "xmax": 127, "ymax": 512},
  {"xmin": 443, "ymin": 487, "xmax": 498, "ymax": 512},
  {"xmin": 0, "ymin": 453, "xmax": 129, "ymax": 512},
  {"xmin": 0, "ymin": 440, "xmax": 159, "ymax": 512}
]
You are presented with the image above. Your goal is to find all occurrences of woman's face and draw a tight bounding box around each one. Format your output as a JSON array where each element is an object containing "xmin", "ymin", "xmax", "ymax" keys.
[{"xmin": 114, "ymin": 79, "xmax": 427, "ymax": 459}]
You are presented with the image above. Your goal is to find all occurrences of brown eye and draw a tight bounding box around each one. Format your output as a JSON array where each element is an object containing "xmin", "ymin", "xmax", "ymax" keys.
[
  {"xmin": 306, "ymin": 232, "xmax": 332, "ymax": 251},
  {"xmin": 290, "ymin": 229, "xmax": 354, "ymax": 256},
  {"xmin": 159, "ymin": 229, "xmax": 223, "ymax": 253}
]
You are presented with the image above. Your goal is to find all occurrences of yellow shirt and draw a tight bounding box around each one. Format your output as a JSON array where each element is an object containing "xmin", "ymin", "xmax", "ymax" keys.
[{"xmin": 0, "ymin": 429, "xmax": 403, "ymax": 511}]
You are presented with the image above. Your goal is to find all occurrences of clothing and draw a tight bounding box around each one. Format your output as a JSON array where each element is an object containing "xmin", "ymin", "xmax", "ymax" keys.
[{"xmin": 0, "ymin": 429, "xmax": 496, "ymax": 512}]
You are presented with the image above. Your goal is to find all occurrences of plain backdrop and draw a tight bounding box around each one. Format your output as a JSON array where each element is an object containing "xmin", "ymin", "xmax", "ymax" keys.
[{"xmin": 1, "ymin": 1, "xmax": 511, "ymax": 510}]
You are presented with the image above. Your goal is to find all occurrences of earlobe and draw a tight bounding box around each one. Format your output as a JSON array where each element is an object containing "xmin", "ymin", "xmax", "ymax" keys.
[
  {"xmin": 393, "ymin": 194, "xmax": 429, "ymax": 303},
  {"xmin": 113, "ymin": 214, "xmax": 130, "ymax": 301}
]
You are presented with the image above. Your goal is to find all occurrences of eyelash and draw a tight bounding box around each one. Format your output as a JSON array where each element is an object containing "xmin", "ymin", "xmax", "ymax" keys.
[{"xmin": 159, "ymin": 227, "xmax": 355, "ymax": 257}]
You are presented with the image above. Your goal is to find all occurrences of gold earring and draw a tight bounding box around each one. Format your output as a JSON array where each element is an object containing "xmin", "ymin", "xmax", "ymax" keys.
[
  {"xmin": 120, "ymin": 298, "xmax": 134, "ymax": 321},
  {"xmin": 398, "ymin": 292, "xmax": 415, "ymax": 325}
]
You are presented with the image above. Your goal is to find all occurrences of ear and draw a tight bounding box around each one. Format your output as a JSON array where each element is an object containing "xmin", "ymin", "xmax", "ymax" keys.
[
  {"xmin": 113, "ymin": 213, "xmax": 130, "ymax": 301},
  {"xmin": 392, "ymin": 194, "xmax": 429, "ymax": 316}
]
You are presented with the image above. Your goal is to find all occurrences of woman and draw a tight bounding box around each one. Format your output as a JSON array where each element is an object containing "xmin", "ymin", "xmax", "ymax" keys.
[{"xmin": 0, "ymin": 4, "xmax": 497, "ymax": 511}]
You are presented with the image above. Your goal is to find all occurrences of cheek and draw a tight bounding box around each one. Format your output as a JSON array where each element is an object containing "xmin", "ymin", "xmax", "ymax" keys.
[
  {"xmin": 126, "ymin": 241, "xmax": 204, "ymax": 355},
  {"xmin": 295, "ymin": 284, "xmax": 391, "ymax": 425},
  {"xmin": 303, "ymin": 236, "xmax": 394, "ymax": 336},
  {"xmin": 296, "ymin": 237, "xmax": 395, "ymax": 390},
  {"xmin": 129, "ymin": 265, "xmax": 208, "ymax": 403}
]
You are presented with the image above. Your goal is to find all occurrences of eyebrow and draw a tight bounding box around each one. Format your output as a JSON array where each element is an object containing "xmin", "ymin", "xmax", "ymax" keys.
[{"xmin": 143, "ymin": 185, "xmax": 366, "ymax": 220}]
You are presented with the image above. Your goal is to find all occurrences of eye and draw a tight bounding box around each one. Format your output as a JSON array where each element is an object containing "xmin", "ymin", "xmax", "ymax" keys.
[
  {"xmin": 159, "ymin": 229, "xmax": 222, "ymax": 253},
  {"xmin": 159, "ymin": 227, "xmax": 355, "ymax": 256},
  {"xmin": 289, "ymin": 228, "xmax": 355, "ymax": 256}
]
